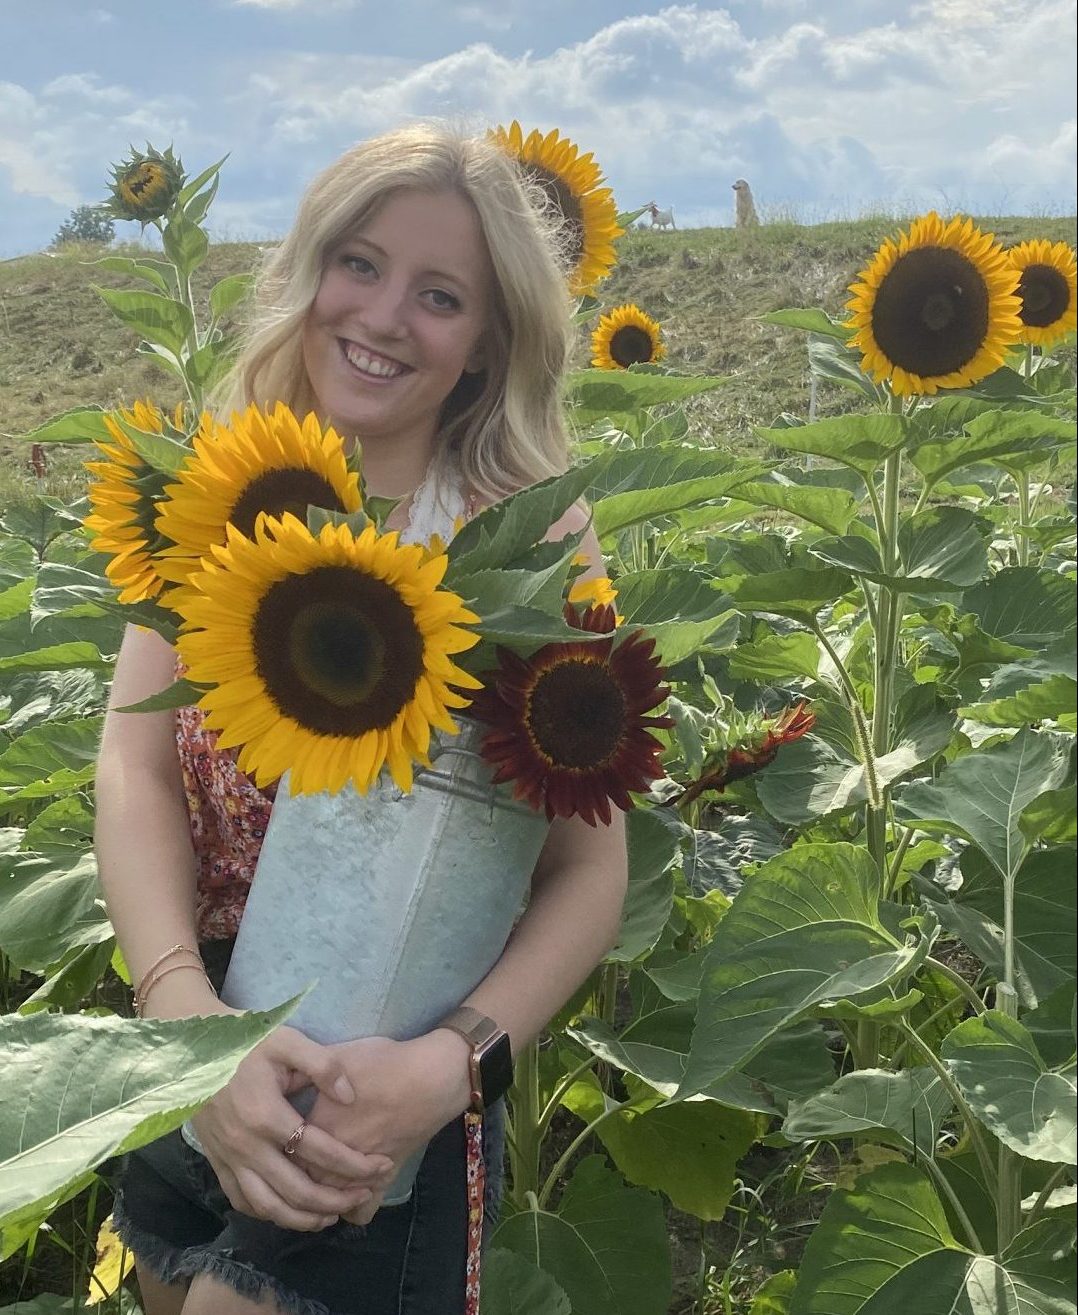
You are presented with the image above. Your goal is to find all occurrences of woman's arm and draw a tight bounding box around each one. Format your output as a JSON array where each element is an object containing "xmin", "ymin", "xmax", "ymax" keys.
[{"xmin": 95, "ymin": 623, "xmax": 393, "ymax": 1228}]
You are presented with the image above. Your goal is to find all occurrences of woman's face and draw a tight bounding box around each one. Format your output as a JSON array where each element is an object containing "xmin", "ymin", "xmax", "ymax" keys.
[{"xmin": 302, "ymin": 188, "xmax": 493, "ymax": 460}]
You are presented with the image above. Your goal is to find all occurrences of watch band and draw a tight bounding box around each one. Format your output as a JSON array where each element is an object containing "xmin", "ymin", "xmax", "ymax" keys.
[{"xmin": 437, "ymin": 1006, "xmax": 513, "ymax": 1112}]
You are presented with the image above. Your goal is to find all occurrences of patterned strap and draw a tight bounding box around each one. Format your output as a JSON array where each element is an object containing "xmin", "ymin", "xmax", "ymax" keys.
[{"xmin": 464, "ymin": 1110, "xmax": 485, "ymax": 1313}]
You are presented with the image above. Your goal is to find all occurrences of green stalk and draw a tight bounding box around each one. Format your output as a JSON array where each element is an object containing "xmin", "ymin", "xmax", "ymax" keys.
[
  {"xmin": 924, "ymin": 956, "xmax": 988, "ymax": 1017},
  {"xmin": 866, "ymin": 443, "xmax": 904, "ymax": 884},
  {"xmin": 538, "ymin": 1052, "xmax": 601, "ymax": 1140},
  {"xmin": 995, "ymin": 879, "xmax": 1023, "ymax": 1249},
  {"xmin": 506, "ymin": 1039, "xmax": 543, "ymax": 1206},
  {"xmin": 1025, "ymin": 1165, "xmax": 1068, "ymax": 1227},
  {"xmin": 897, "ymin": 1020, "xmax": 997, "ymax": 1197},
  {"xmin": 538, "ymin": 1099, "xmax": 633, "ymax": 1209},
  {"xmin": 921, "ymin": 1153, "xmax": 987, "ymax": 1253},
  {"xmin": 1014, "ymin": 344, "xmax": 1035, "ymax": 568}
]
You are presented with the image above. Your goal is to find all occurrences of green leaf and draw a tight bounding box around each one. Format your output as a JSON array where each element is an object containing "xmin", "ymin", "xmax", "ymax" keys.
[
  {"xmin": 0, "ymin": 716, "xmax": 104, "ymax": 800},
  {"xmin": 185, "ymin": 339, "xmax": 236, "ymax": 393},
  {"xmin": 896, "ymin": 728, "xmax": 1071, "ymax": 883},
  {"xmin": 448, "ymin": 458, "xmax": 609, "ymax": 572},
  {"xmin": 897, "ymin": 507, "xmax": 990, "ymax": 591},
  {"xmin": 610, "ymin": 809, "xmax": 677, "ymax": 963},
  {"xmin": 925, "ymin": 847, "xmax": 1076, "ymax": 1010},
  {"xmin": 0, "ymin": 1000, "xmax": 300, "ymax": 1259},
  {"xmin": 115, "ymin": 678, "xmax": 202, "ymax": 713},
  {"xmin": 16, "ymin": 406, "xmax": 115, "ymax": 446},
  {"xmin": 761, "ymin": 308, "xmax": 853, "ymax": 340},
  {"xmin": 18, "ymin": 938, "xmax": 115, "ymax": 1015},
  {"xmin": 783, "ymin": 1068, "xmax": 951, "ymax": 1156},
  {"xmin": 807, "ymin": 336, "xmax": 881, "ymax": 401},
  {"xmin": 910, "ymin": 408, "xmax": 1076, "ymax": 490},
  {"xmin": 756, "ymin": 695, "xmax": 953, "ymax": 825},
  {"xmin": 94, "ymin": 288, "xmax": 194, "ymax": 358},
  {"xmin": 110, "ymin": 411, "xmax": 190, "ymax": 476},
  {"xmin": 567, "ymin": 368, "xmax": 728, "ymax": 420},
  {"xmin": 561, "ymin": 1072, "xmax": 759, "ymax": 1221},
  {"xmin": 942, "ymin": 1010, "xmax": 1077, "ymax": 1164},
  {"xmin": 0, "ymin": 498, "xmax": 85, "ymax": 556},
  {"xmin": 480, "ymin": 1249, "xmax": 572, "ymax": 1315},
  {"xmin": 0, "ymin": 642, "xmax": 107, "ymax": 676},
  {"xmin": 162, "ymin": 211, "xmax": 209, "ymax": 276},
  {"xmin": 209, "ymin": 272, "xmax": 254, "ymax": 319},
  {"xmin": 721, "ymin": 481, "xmax": 861, "ymax": 536},
  {"xmin": 0, "ymin": 846, "xmax": 108, "ymax": 972},
  {"xmin": 569, "ymin": 1010, "xmax": 835, "ymax": 1115},
  {"xmin": 962, "ymin": 568, "xmax": 1076, "ymax": 652},
  {"xmin": 92, "ymin": 254, "xmax": 172, "ymax": 295},
  {"xmin": 750, "ymin": 1270, "xmax": 797, "ymax": 1315},
  {"xmin": 755, "ymin": 414, "xmax": 909, "ymax": 476},
  {"xmin": 678, "ymin": 844, "xmax": 935, "ymax": 1099},
  {"xmin": 790, "ymin": 1163, "xmax": 1076, "ymax": 1314},
  {"xmin": 721, "ymin": 566, "xmax": 853, "ymax": 623},
  {"xmin": 961, "ymin": 674, "xmax": 1077, "ymax": 730},
  {"xmin": 176, "ymin": 153, "xmax": 228, "ymax": 208},
  {"xmin": 491, "ymin": 1157, "xmax": 671, "ymax": 1315},
  {"xmin": 588, "ymin": 450, "xmax": 763, "ymax": 539},
  {"xmin": 811, "ymin": 508, "xmax": 988, "ymax": 592},
  {"xmin": 727, "ymin": 626, "xmax": 820, "ymax": 682}
]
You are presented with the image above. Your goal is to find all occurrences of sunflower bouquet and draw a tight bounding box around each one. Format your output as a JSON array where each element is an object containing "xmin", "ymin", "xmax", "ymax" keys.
[{"xmin": 85, "ymin": 399, "xmax": 672, "ymax": 815}]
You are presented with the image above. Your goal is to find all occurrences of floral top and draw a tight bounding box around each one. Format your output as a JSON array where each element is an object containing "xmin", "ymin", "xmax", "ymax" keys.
[{"xmin": 174, "ymin": 656, "xmax": 279, "ymax": 941}]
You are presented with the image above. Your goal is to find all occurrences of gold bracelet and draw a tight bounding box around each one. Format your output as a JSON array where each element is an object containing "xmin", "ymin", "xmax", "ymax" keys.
[
  {"xmin": 134, "ymin": 962, "xmax": 214, "ymax": 1017},
  {"xmin": 133, "ymin": 943, "xmax": 201, "ymax": 1002}
]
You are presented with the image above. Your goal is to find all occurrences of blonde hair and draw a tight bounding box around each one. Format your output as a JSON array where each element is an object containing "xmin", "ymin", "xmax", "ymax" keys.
[{"xmin": 213, "ymin": 121, "xmax": 575, "ymax": 501}]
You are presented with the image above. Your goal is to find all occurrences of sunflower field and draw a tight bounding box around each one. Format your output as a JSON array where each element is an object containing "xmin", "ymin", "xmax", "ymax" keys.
[{"xmin": 1, "ymin": 134, "xmax": 1077, "ymax": 1315}]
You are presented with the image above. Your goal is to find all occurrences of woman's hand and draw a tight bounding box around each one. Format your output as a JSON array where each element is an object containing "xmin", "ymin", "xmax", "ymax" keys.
[
  {"xmin": 305, "ymin": 1030, "xmax": 472, "ymax": 1225},
  {"xmin": 190, "ymin": 1023, "xmax": 397, "ymax": 1231}
]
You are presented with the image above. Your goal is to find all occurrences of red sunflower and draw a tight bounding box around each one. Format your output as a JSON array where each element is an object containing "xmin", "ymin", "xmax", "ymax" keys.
[{"xmin": 470, "ymin": 612, "xmax": 673, "ymax": 827}]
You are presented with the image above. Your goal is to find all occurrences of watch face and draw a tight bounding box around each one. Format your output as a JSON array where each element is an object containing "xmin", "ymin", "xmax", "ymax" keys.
[{"xmin": 480, "ymin": 1033, "xmax": 515, "ymax": 1105}]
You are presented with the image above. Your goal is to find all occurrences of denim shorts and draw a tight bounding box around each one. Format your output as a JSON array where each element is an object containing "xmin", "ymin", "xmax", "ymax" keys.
[{"xmin": 109, "ymin": 1100, "xmax": 505, "ymax": 1315}]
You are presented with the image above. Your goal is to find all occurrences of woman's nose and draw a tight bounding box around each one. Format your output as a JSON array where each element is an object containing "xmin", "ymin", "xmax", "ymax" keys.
[{"xmin": 358, "ymin": 280, "xmax": 408, "ymax": 338}]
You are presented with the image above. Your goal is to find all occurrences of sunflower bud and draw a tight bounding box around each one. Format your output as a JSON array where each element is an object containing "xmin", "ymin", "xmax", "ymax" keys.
[{"xmin": 105, "ymin": 143, "xmax": 186, "ymax": 224}]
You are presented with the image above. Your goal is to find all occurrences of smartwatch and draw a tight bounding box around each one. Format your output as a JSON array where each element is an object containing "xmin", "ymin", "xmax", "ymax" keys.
[{"xmin": 436, "ymin": 1006, "xmax": 514, "ymax": 1112}]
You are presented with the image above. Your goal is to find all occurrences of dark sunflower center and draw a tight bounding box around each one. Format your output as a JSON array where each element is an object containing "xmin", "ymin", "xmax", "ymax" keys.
[
  {"xmin": 528, "ymin": 658, "xmax": 627, "ymax": 768},
  {"xmin": 870, "ymin": 246, "xmax": 990, "ymax": 378},
  {"xmin": 528, "ymin": 165, "xmax": 585, "ymax": 270},
  {"xmin": 126, "ymin": 164, "xmax": 164, "ymax": 199},
  {"xmin": 252, "ymin": 564, "xmax": 424, "ymax": 735},
  {"xmin": 1017, "ymin": 264, "xmax": 1070, "ymax": 328},
  {"xmin": 610, "ymin": 325, "xmax": 655, "ymax": 368},
  {"xmin": 230, "ymin": 469, "xmax": 346, "ymax": 539}
]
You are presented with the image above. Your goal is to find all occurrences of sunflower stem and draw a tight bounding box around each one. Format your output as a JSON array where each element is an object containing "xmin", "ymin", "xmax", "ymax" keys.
[
  {"xmin": 866, "ymin": 445, "xmax": 903, "ymax": 883},
  {"xmin": 506, "ymin": 1039, "xmax": 543, "ymax": 1207}
]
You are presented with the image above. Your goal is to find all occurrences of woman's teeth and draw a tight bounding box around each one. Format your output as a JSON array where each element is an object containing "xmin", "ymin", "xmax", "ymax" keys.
[{"xmin": 343, "ymin": 342, "xmax": 405, "ymax": 379}]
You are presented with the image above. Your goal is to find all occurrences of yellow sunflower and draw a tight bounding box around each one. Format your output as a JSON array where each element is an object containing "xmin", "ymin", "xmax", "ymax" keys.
[
  {"xmin": 846, "ymin": 212, "xmax": 1022, "ymax": 395},
  {"xmin": 591, "ymin": 304, "xmax": 666, "ymax": 370},
  {"xmin": 155, "ymin": 402, "xmax": 362, "ymax": 603},
  {"xmin": 83, "ymin": 400, "xmax": 186, "ymax": 603},
  {"xmin": 174, "ymin": 511, "xmax": 483, "ymax": 797},
  {"xmin": 489, "ymin": 121, "xmax": 623, "ymax": 297},
  {"xmin": 1008, "ymin": 239, "xmax": 1077, "ymax": 347}
]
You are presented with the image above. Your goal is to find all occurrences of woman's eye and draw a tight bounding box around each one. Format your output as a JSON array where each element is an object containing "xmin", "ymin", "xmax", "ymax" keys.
[
  {"xmin": 343, "ymin": 254, "xmax": 375, "ymax": 275},
  {"xmin": 427, "ymin": 289, "xmax": 461, "ymax": 311}
]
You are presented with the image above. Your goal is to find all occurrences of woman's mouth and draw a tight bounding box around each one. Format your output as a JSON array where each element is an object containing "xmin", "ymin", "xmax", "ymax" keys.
[{"xmin": 338, "ymin": 338, "xmax": 411, "ymax": 382}]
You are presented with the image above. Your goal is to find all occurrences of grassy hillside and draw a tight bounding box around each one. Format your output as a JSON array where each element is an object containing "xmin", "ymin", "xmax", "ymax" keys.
[{"xmin": 1, "ymin": 213, "xmax": 1075, "ymax": 508}]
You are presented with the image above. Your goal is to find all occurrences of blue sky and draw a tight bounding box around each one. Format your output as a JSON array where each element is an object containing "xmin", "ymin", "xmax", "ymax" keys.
[{"xmin": 1, "ymin": 0, "xmax": 1075, "ymax": 258}]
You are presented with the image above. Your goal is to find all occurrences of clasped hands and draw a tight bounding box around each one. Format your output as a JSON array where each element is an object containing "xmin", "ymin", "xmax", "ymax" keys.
[{"xmin": 190, "ymin": 1025, "xmax": 467, "ymax": 1232}]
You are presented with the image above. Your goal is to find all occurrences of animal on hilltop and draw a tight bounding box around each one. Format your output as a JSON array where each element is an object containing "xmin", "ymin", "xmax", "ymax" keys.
[
  {"xmin": 645, "ymin": 201, "xmax": 676, "ymax": 230},
  {"xmin": 732, "ymin": 179, "xmax": 759, "ymax": 228}
]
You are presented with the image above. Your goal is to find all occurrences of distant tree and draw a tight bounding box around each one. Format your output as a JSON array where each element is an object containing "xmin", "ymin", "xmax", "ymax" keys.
[{"xmin": 52, "ymin": 204, "xmax": 116, "ymax": 248}]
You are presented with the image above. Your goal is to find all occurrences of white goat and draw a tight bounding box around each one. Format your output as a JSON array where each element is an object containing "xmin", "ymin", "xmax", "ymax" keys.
[
  {"xmin": 732, "ymin": 179, "xmax": 759, "ymax": 228},
  {"xmin": 645, "ymin": 201, "xmax": 676, "ymax": 230}
]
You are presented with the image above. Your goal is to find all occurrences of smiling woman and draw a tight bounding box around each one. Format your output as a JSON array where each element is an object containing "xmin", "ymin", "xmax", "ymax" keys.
[{"xmin": 93, "ymin": 121, "xmax": 628, "ymax": 1315}]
